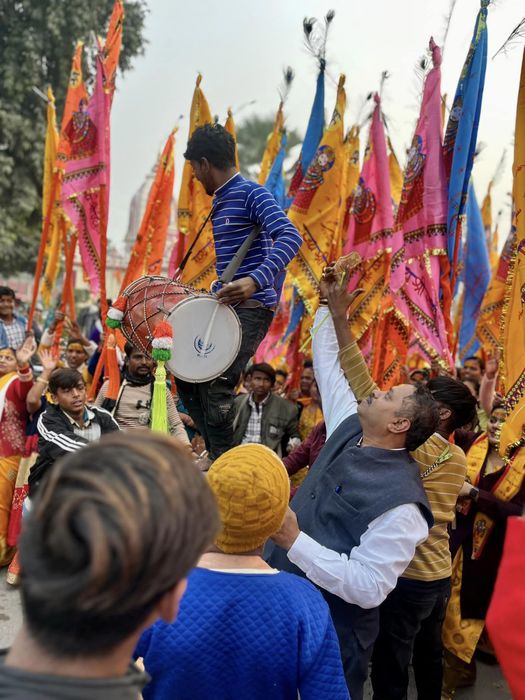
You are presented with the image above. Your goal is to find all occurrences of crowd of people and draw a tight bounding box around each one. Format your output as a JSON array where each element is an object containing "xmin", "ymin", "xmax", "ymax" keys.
[{"xmin": 0, "ymin": 124, "xmax": 523, "ymax": 700}]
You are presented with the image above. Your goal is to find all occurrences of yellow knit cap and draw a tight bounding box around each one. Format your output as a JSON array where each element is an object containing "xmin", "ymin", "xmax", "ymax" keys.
[{"xmin": 206, "ymin": 444, "xmax": 290, "ymax": 554}]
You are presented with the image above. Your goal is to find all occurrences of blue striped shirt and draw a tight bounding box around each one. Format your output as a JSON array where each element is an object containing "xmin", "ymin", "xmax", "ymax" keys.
[{"xmin": 211, "ymin": 173, "xmax": 302, "ymax": 308}]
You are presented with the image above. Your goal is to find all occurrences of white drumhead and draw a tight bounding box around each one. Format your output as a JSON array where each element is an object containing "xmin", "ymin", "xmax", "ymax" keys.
[{"xmin": 165, "ymin": 297, "xmax": 242, "ymax": 383}]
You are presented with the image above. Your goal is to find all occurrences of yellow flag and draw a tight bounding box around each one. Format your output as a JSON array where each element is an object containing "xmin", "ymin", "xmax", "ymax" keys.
[
  {"xmin": 388, "ymin": 137, "xmax": 403, "ymax": 209},
  {"xmin": 339, "ymin": 126, "xmax": 360, "ymax": 255},
  {"xmin": 224, "ymin": 108, "xmax": 240, "ymax": 170},
  {"xmin": 258, "ymin": 101, "xmax": 284, "ymax": 185},
  {"xmin": 476, "ymin": 225, "xmax": 513, "ymax": 355},
  {"xmin": 489, "ymin": 224, "xmax": 499, "ymax": 271},
  {"xmin": 40, "ymin": 87, "xmax": 61, "ymax": 307},
  {"xmin": 481, "ymin": 182, "xmax": 492, "ymax": 231},
  {"xmin": 500, "ymin": 49, "xmax": 525, "ymax": 455},
  {"xmin": 177, "ymin": 74, "xmax": 215, "ymax": 289},
  {"xmin": 480, "ymin": 181, "xmax": 500, "ymax": 269},
  {"xmin": 287, "ymin": 75, "xmax": 346, "ymax": 315}
]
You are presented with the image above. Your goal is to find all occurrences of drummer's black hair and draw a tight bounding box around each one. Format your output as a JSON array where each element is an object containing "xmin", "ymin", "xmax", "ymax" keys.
[{"xmin": 184, "ymin": 124, "xmax": 236, "ymax": 169}]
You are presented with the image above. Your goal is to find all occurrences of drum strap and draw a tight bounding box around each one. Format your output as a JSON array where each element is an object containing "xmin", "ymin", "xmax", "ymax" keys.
[
  {"xmin": 219, "ymin": 224, "xmax": 262, "ymax": 284},
  {"xmin": 174, "ymin": 207, "xmax": 262, "ymax": 285},
  {"xmin": 173, "ymin": 208, "xmax": 214, "ymax": 279}
]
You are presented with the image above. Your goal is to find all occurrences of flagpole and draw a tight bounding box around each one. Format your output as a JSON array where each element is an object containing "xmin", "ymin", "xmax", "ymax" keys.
[
  {"xmin": 27, "ymin": 170, "xmax": 60, "ymax": 332},
  {"xmin": 52, "ymin": 226, "xmax": 77, "ymax": 357},
  {"xmin": 87, "ymin": 184, "xmax": 108, "ymax": 403},
  {"xmin": 99, "ymin": 184, "xmax": 108, "ymax": 321}
]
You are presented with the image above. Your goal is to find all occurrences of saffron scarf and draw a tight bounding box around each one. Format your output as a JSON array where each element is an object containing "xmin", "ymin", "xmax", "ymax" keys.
[
  {"xmin": 465, "ymin": 435, "xmax": 525, "ymax": 559},
  {"xmin": 0, "ymin": 372, "xmax": 17, "ymax": 423},
  {"xmin": 443, "ymin": 434, "xmax": 525, "ymax": 663}
]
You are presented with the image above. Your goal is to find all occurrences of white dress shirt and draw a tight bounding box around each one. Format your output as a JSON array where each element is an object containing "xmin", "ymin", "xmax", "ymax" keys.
[
  {"xmin": 288, "ymin": 503, "xmax": 428, "ymax": 609},
  {"xmin": 288, "ymin": 306, "xmax": 429, "ymax": 608},
  {"xmin": 312, "ymin": 307, "xmax": 358, "ymax": 437}
]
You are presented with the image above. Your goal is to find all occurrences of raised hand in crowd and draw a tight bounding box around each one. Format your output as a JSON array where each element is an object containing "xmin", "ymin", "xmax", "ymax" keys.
[
  {"xmin": 15, "ymin": 335, "xmax": 37, "ymax": 369},
  {"xmin": 47, "ymin": 310, "xmax": 65, "ymax": 333},
  {"xmin": 320, "ymin": 263, "xmax": 364, "ymax": 320},
  {"xmin": 64, "ymin": 317, "xmax": 91, "ymax": 347},
  {"xmin": 485, "ymin": 352, "xmax": 500, "ymax": 380},
  {"xmin": 26, "ymin": 348, "xmax": 58, "ymax": 414},
  {"xmin": 479, "ymin": 350, "xmax": 500, "ymax": 417},
  {"xmin": 39, "ymin": 348, "xmax": 59, "ymax": 374},
  {"xmin": 430, "ymin": 359, "xmax": 456, "ymax": 378}
]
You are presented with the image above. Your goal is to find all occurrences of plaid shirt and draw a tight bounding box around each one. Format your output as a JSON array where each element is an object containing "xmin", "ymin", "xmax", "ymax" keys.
[
  {"xmin": 241, "ymin": 392, "xmax": 271, "ymax": 444},
  {"xmin": 0, "ymin": 319, "xmax": 26, "ymax": 349}
]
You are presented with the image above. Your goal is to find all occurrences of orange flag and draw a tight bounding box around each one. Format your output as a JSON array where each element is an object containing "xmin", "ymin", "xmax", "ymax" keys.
[
  {"xmin": 120, "ymin": 129, "xmax": 176, "ymax": 292},
  {"xmin": 102, "ymin": 0, "xmax": 124, "ymax": 98},
  {"xmin": 56, "ymin": 41, "xmax": 88, "ymax": 168}
]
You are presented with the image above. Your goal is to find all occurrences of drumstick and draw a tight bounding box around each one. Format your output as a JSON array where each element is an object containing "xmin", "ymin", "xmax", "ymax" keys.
[{"xmin": 198, "ymin": 303, "xmax": 220, "ymax": 358}]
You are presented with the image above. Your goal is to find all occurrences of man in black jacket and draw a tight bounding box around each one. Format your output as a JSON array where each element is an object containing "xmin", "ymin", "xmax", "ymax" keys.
[{"xmin": 29, "ymin": 368, "xmax": 119, "ymax": 497}]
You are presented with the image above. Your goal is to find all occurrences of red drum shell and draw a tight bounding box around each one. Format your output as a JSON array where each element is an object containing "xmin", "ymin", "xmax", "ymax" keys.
[{"xmin": 119, "ymin": 276, "xmax": 203, "ymax": 355}]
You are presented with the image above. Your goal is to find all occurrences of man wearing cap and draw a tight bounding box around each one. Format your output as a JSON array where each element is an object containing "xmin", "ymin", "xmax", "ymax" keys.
[{"xmin": 232, "ymin": 362, "xmax": 300, "ymax": 456}]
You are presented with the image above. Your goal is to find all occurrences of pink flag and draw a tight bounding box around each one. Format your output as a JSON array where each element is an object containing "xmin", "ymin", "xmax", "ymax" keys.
[
  {"xmin": 61, "ymin": 53, "xmax": 109, "ymax": 296},
  {"xmin": 394, "ymin": 39, "xmax": 453, "ymax": 368},
  {"xmin": 344, "ymin": 95, "xmax": 398, "ymax": 340},
  {"xmin": 254, "ymin": 280, "xmax": 293, "ymax": 365}
]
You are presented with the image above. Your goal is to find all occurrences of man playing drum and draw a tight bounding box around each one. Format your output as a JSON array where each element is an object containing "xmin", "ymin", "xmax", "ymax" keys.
[{"xmin": 179, "ymin": 124, "xmax": 302, "ymax": 461}]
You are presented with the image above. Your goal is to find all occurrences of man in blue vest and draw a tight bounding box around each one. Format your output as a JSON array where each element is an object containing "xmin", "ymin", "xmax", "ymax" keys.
[{"xmin": 266, "ymin": 279, "xmax": 438, "ymax": 700}]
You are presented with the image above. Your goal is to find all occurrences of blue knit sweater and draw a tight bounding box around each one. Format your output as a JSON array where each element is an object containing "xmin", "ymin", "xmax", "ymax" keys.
[{"xmin": 135, "ymin": 567, "xmax": 349, "ymax": 700}]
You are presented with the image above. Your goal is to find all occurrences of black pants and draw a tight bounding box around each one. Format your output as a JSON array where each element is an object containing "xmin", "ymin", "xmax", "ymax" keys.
[
  {"xmin": 371, "ymin": 576, "xmax": 451, "ymax": 700},
  {"xmin": 177, "ymin": 306, "xmax": 273, "ymax": 460},
  {"xmin": 328, "ymin": 597, "xmax": 378, "ymax": 700},
  {"xmin": 339, "ymin": 628, "xmax": 374, "ymax": 700}
]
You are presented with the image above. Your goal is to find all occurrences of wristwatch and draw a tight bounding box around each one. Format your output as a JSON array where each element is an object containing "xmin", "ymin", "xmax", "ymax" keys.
[{"xmin": 469, "ymin": 486, "xmax": 480, "ymax": 501}]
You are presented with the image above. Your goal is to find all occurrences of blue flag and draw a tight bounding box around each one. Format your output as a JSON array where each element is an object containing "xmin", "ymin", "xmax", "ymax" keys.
[
  {"xmin": 459, "ymin": 183, "xmax": 491, "ymax": 359},
  {"xmin": 282, "ymin": 292, "xmax": 305, "ymax": 343},
  {"xmin": 265, "ymin": 132, "xmax": 287, "ymax": 209},
  {"xmin": 444, "ymin": 0, "xmax": 489, "ymax": 289},
  {"xmin": 286, "ymin": 66, "xmax": 325, "ymax": 207}
]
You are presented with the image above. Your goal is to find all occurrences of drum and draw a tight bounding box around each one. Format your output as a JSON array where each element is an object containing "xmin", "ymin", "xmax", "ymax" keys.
[{"xmin": 119, "ymin": 276, "xmax": 242, "ymax": 383}]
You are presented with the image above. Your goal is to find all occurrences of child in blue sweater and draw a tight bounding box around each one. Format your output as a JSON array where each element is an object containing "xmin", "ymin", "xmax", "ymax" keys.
[{"xmin": 135, "ymin": 443, "xmax": 349, "ymax": 700}]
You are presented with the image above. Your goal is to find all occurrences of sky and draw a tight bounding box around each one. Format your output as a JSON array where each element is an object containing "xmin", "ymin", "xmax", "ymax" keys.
[{"xmin": 107, "ymin": 0, "xmax": 524, "ymax": 250}]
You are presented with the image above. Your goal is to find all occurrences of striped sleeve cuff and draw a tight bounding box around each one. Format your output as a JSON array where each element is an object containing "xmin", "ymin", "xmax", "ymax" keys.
[{"xmin": 339, "ymin": 342, "xmax": 378, "ymax": 403}]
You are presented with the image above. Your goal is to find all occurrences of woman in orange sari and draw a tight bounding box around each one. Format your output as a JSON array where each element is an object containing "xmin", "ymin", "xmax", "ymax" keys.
[
  {"xmin": 442, "ymin": 403, "xmax": 525, "ymax": 697},
  {"xmin": 0, "ymin": 337, "xmax": 36, "ymax": 566}
]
